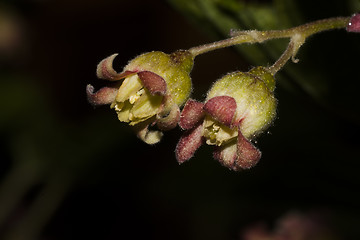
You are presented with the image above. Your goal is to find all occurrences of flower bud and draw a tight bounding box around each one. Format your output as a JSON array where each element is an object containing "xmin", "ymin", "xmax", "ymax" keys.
[
  {"xmin": 87, "ymin": 50, "xmax": 194, "ymax": 144},
  {"xmin": 176, "ymin": 67, "xmax": 277, "ymax": 170},
  {"xmin": 347, "ymin": 13, "xmax": 360, "ymax": 33}
]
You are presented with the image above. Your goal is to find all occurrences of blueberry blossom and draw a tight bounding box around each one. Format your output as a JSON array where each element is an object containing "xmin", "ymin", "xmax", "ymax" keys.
[
  {"xmin": 176, "ymin": 67, "xmax": 277, "ymax": 170},
  {"xmin": 87, "ymin": 50, "xmax": 194, "ymax": 144}
]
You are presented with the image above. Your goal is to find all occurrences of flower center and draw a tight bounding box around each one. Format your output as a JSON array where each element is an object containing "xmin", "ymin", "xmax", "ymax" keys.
[
  {"xmin": 112, "ymin": 75, "xmax": 163, "ymax": 125},
  {"xmin": 129, "ymin": 88, "xmax": 145, "ymax": 104},
  {"xmin": 203, "ymin": 116, "xmax": 237, "ymax": 146}
]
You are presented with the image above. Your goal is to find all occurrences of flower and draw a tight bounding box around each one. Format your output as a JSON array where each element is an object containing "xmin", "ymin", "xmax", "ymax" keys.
[
  {"xmin": 87, "ymin": 50, "xmax": 194, "ymax": 144},
  {"xmin": 175, "ymin": 67, "xmax": 277, "ymax": 170}
]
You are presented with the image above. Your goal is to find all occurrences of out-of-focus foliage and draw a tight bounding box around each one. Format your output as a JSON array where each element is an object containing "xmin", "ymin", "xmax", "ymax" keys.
[
  {"xmin": 169, "ymin": 0, "xmax": 360, "ymax": 239},
  {"xmin": 168, "ymin": 0, "xmax": 360, "ymax": 124},
  {"xmin": 168, "ymin": 0, "xmax": 301, "ymax": 63}
]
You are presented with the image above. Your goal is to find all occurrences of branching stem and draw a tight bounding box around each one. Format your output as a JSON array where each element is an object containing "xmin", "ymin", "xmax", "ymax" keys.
[{"xmin": 188, "ymin": 16, "xmax": 350, "ymax": 74}]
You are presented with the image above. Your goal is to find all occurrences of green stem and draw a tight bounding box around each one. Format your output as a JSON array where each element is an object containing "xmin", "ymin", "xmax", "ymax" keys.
[
  {"xmin": 267, "ymin": 34, "xmax": 304, "ymax": 75},
  {"xmin": 188, "ymin": 16, "xmax": 350, "ymax": 66}
]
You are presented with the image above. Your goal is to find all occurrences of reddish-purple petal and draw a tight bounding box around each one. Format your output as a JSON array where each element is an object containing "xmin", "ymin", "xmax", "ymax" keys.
[
  {"xmin": 347, "ymin": 13, "xmax": 360, "ymax": 33},
  {"xmin": 86, "ymin": 84, "xmax": 118, "ymax": 106},
  {"xmin": 213, "ymin": 143, "xmax": 239, "ymax": 171},
  {"xmin": 179, "ymin": 99, "xmax": 205, "ymax": 130},
  {"xmin": 175, "ymin": 123, "xmax": 204, "ymax": 164},
  {"xmin": 137, "ymin": 71, "xmax": 167, "ymax": 95},
  {"xmin": 156, "ymin": 105, "xmax": 180, "ymax": 131},
  {"xmin": 236, "ymin": 129, "xmax": 261, "ymax": 169},
  {"xmin": 204, "ymin": 96, "xmax": 237, "ymax": 127},
  {"xmin": 97, "ymin": 54, "xmax": 136, "ymax": 80}
]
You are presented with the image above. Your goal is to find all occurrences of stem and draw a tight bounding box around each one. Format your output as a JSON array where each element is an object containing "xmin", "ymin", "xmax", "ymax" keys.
[
  {"xmin": 267, "ymin": 34, "xmax": 304, "ymax": 75},
  {"xmin": 188, "ymin": 30, "xmax": 286, "ymax": 57},
  {"xmin": 267, "ymin": 40, "xmax": 296, "ymax": 75},
  {"xmin": 188, "ymin": 16, "xmax": 350, "ymax": 59}
]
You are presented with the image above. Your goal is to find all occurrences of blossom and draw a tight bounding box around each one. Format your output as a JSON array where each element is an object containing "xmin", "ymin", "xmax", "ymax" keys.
[
  {"xmin": 175, "ymin": 67, "xmax": 277, "ymax": 170},
  {"xmin": 87, "ymin": 50, "xmax": 194, "ymax": 144}
]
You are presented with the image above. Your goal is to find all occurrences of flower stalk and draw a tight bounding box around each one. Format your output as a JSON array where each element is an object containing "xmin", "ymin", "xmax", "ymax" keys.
[
  {"xmin": 189, "ymin": 16, "xmax": 350, "ymax": 74},
  {"xmin": 87, "ymin": 13, "xmax": 360, "ymax": 171}
]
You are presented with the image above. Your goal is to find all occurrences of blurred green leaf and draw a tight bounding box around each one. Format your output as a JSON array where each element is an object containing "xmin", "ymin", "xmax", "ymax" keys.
[{"xmin": 168, "ymin": 0, "xmax": 360, "ymax": 123}]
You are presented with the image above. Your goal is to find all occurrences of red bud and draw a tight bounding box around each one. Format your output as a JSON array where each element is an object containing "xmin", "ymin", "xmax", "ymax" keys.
[{"xmin": 347, "ymin": 13, "xmax": 360, "ymax": 33}]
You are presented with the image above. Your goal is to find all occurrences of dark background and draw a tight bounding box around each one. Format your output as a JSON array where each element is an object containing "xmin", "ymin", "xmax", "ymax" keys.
[{"xmin": 0, "ymin": 0, "xmax": 359, "ymax": 239}]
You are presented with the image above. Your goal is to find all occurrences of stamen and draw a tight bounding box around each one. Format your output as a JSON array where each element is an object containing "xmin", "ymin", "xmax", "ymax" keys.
[
  {"xmin": 205, "ymin": 123, "xmax": 220, "ymax": 145},
  {"xmin": 114, "ymin": 102, "xmax": 124, "ymax": 111},
  {"xmin": 129, "ymin": 89, "xmax": 145, "ymax": 104},
  {"xmin": 213, "ymin": 124, "xmax": 220, "ymax": 131}
]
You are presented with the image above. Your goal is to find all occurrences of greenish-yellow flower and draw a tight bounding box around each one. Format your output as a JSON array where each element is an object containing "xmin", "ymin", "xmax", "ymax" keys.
[
  {"xmin": 87, "ymin": 50, "xmax": 194, "ymax": 144},
  {"xmin": 176, "ymin": 67, "xmax": 277, "ymax": 170}
]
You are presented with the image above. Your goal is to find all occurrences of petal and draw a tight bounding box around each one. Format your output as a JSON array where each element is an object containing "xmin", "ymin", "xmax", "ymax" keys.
[
  {"xmin": 175, "ymin": 123, "xmax": 204, "ymax": 164},
  {"xmin": 204, "ymin": 96, "xmax": 237, "ymax": 127},
  {"xmin": 156, "ymin": 104, "xmax": 180, "ymax": 131},
  {"xmin": 115, "ymin": 74, "xmax": 143, "ymax": 103},
  {"xmin": 137, "ymin": 71, "xmax": 167, "ymax": 95},
  {"xmin": 86, "ymin": 84, "xmax": 118, "ymax": 106},
  {"xmin": 130, "ymin": 91, "xmax": 162, "ymax": 124},
  {"xmin": 236, "ymin": 128, "xmax": 261, "ymax": 169},
  {"xmin": 134, "ymin": 121, "xmax": 163, "ymax": 145},
  {"xmin": 116, "ymin": 102, "xmax": 131, "ymax": 122},
  {"xmin": 347, "ymin": 13, "xmax": 360, "ymax": 33},
  {"xmin": 179, "ymin": 99, "xmax": 205, "ymax": 130},
  {"xmin": 97, "ymin": 54, "xmax": 136, "ymax": 80},
  {"xmin": 213, "ymin": 143, "xmax": 239, "ymax": 171},
  {"xmin": 159, "ymin": 94, "xmax": 176, "ymax": 115}
]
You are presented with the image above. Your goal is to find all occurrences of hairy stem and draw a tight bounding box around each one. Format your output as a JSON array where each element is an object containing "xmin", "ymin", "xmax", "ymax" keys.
[
  {"xmin": 188, "ymin": 16, "xmax": 350, "ymax": 63},
  {"xmin": 267, "ymin": 34, "xmax": 304, "ymax": 75}
]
